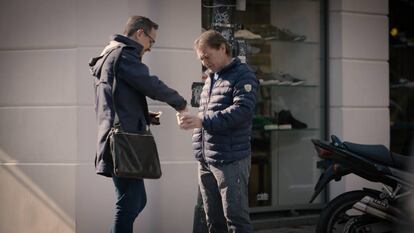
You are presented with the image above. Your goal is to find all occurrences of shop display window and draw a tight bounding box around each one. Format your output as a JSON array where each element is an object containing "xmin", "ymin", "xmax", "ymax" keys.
[{"xmin": 200, "ymin": 0, "xmax": 327, "ymax": 211}]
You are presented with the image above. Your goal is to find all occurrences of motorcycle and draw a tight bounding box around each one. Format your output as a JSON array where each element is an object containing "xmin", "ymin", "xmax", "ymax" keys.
[{"xmin": 309, "ymin": 135, "xmax": 414, "ymax": 233}]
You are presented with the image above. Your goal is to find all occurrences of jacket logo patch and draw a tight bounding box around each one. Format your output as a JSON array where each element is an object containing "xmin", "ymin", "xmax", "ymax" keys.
[{"xmin": 244, "ymin": 84, "xmax": 252, "ymax": 92}]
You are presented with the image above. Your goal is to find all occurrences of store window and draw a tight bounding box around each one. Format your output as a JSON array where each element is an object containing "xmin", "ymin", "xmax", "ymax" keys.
[
  {"xmin": 200, "ymin": 0, "xmax": 327, "ymax": 211},
  {"xmin": 389, "ymin": 0, "xmax": 414, "ymax": 156}
]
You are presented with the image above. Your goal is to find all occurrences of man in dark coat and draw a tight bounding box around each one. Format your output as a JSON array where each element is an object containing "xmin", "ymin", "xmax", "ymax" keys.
[
  {"xmin": 180, "ymin": 30, "xmax": 258, "ymax": 233},
  {"xmin": 89, "ymin": 16, "xmax": 187, "ymax": 233}
]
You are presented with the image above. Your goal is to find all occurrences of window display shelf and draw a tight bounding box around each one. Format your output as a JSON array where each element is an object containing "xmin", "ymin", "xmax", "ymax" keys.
[
  {"xmin": 259, "ymin": 81, "xmax": 318, "ymax": 88},
  {"xmin": 241, "ymin": 38, "xmax": 320, "ymax": 45},
  {"xmin": 263, "ymin": 126, "xmax": 319, "ymax": 131}
]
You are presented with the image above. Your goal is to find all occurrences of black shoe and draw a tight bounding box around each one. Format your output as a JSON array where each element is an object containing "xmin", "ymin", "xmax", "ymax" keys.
[
  {"xmin": 263, "ymin": 110, "xmax": 292, "ymax": 130},
  {"xmin": 275, "ymin": 110, "xmax": 307, "ymax": 129}
]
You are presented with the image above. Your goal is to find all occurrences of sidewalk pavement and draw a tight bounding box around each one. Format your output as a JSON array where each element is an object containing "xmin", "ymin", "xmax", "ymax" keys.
[
  {"xmin": 252, "ymin": 214, "xmax": 318, "ymax": 233},
  {"xmin": 255, "ymin": 225, "xmax": 315, "ymax": 233}
]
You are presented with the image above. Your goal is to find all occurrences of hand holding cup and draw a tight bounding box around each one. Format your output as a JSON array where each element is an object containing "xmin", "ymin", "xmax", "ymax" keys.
[{"xmin": 179, "ymin": 113, "xmax": 202, "ymax": 130}]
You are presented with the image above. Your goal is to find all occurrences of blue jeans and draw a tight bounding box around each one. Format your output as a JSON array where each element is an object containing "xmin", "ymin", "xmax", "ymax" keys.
[
  {"xmin": 198, "ymin": 156, "xmax": 252, "ymax": 233},
  {"xmin": 111, "ymin": 176, "xmax": 147, "ymax": 233}
]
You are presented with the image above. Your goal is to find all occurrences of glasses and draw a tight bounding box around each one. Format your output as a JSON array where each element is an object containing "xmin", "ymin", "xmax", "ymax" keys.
[{"xmin": 143, "ymin": 31, "xmax": 155, "ymax": 47}]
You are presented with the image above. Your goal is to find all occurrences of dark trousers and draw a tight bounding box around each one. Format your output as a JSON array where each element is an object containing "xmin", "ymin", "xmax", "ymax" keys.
[
  {"xmin": 198, "ymin": 156, "xmax": 253, "ymax": 233},
  {"xmin": 193, "ymin": 187, "xmax": 209, "ymax": 233},
  {"xmin": 111, "ymin": 176, "xmax": 147, "ymax": 233}
]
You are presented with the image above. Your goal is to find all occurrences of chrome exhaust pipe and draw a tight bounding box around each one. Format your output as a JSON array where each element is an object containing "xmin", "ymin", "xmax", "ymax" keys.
[
  {"xmin": 360, "ymin": 196, "xmax": 404, "ymax": 217},
  {"xmin": 353, "ymin": 201, "xmax": 398, "ymax": 223}
]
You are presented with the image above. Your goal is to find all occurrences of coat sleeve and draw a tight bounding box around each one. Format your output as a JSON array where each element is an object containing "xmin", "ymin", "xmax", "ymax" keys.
[
  {"xmin": 202, "ymin": 74, "xmax": 258, "ymax": 131},
  {"xmin": 117, "ymin": 49, "xmax": 187, "ymax": 111}
]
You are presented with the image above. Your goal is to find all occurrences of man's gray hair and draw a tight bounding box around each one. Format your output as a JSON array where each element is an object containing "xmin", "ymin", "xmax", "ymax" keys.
[{"xmin": 194, "ymin": 30, "xmax": 231, "ymax": 55}]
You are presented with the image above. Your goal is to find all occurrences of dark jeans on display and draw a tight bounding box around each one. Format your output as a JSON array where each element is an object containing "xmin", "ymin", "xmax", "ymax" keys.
[
  {"xmin": 111, "ymin": 176, "xmax": 147, "ymax": 233},
  {"xmin": 199, "ymin": 156, "xmax": 253, "ymax": 233}
]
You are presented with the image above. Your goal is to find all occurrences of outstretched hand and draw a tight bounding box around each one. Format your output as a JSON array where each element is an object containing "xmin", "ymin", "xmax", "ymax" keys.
[{"xmin": 178, "ymin": 113, "xmax": 202, "ymax": 130}]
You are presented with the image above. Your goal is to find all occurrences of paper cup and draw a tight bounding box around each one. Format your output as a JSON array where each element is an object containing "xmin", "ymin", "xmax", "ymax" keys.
[{"xmin": 176, "ymin": 112, "xmax": 182, "ymax": 125}]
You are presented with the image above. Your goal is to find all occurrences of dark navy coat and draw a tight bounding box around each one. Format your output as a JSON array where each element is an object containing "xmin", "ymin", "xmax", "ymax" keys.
[
  {"xmin": 192, "ymin": 58, "xmax": 258, "ymax": 164},
  {"xmin": 90, "ymin": 35, "xmax": 187, "ymax": 177}
]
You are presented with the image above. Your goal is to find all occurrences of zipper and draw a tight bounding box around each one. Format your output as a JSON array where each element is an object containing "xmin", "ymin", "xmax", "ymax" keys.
[
  {"xmin": 201, "ymin": 82, "xmax": 209, "ymax": 161},
  {"xmin": 202, "ymin": 77, "xmax": 222, "ymax": 161},
  {"xmin": 112, "ymin": 128, "xmax": 151, "ymax": 136}
]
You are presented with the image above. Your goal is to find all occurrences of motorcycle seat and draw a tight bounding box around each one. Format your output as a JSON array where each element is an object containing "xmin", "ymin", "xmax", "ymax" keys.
[{"xmin": 343, "ymin": 142, "xmax": 409, "ymax": 170}]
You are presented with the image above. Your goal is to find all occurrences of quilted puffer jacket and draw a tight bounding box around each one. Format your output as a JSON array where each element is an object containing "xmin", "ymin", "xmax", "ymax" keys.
[{"xmin": 192, "ymin": 58, "xmax": 258, "ymax": 165}]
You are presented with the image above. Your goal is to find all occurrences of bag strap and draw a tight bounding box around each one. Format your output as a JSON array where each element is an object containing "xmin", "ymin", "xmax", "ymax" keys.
[{"xmin": 110, "ymin": 45, "xmax": 151, "ymax": 130}]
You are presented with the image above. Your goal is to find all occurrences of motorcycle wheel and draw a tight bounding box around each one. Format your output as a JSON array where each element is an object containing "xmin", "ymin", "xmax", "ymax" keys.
[
  {"xmin": 343, "ymin": 215, "xmax": 382, "ymax": 233},
  {"xmin": 316, "ymin": 190, "xmax": 377, "ymax": 233}
]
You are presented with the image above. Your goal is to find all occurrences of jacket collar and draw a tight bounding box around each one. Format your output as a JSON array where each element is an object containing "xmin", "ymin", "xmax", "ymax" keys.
[
  {"xmin": 216, "ymin": 57, "xmax": 240, "ymax": 76},
  {"xmin": 111, "ymin": 34, "xmax": 144, "ymax": 55}
]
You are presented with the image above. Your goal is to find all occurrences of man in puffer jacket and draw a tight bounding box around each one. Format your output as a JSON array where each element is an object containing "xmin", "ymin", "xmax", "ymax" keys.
[{"xmin": 180, "ymin": 30, "xmax": 258, "ymax": 233}]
